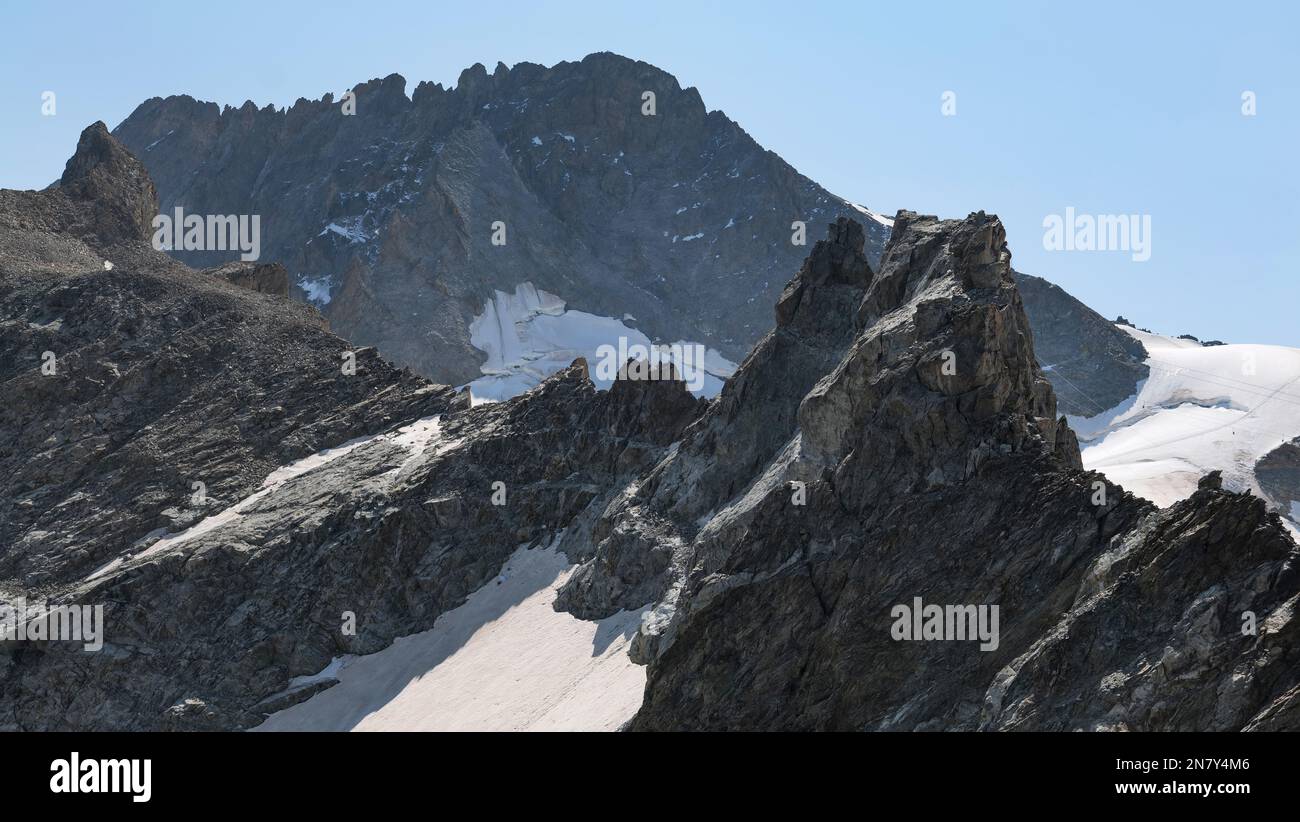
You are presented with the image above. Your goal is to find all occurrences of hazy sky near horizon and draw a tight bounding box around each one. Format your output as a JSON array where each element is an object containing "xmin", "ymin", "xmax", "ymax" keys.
[{"xmin": 2, "ymin": 0, "xmax": 1296, "ymax": 346}]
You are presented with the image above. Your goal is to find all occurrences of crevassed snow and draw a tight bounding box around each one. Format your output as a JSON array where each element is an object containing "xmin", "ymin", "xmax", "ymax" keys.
[
  {"xmin": 1067, "ymin": 381, "xmax": 1144, "ymax": 442},
  {"xmin": 464, "ymin": 283, "xmax": 736, "ymax": 403},
  {"xmin": 1076, "ymin": 327, "xmax": 1300, "ymax": 507},
  {"xmin": 252, "ymin": 543, "xmax": 647, "ymax": 731}
]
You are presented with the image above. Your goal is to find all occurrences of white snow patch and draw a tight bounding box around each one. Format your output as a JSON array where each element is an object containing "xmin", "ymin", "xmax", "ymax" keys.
[
  {"xmin": 681, "ymin": 232, "xmax": 704, "ymax": 242},
  {"xmin": 297, "ymin": 276, "xmax": 333, "ymax": 305},
  {"xmin": 252, "ymin": 543, "xmax": 647, "ymax": 731},
  {"xmin": 145, "ymin": 130, "xmax": 176, "ymax": 151},
  {"xmin": 90, "ymin": 417, "xmax": 446, "ymax": 582},
  {"xmin": 530, "ymin": 136, "xmax": 542, "ymax": 146},
  {"xmin": 1078, "ymin": 327, "xmax": 1300, "ymax": 507},
  {"xmin": 847, "ymin": 201, "xmax": 895, "ymax": 228},
  {"xmin": 259, "ymin": 655, "xmax": 354, "ymax": 707},
  {"xmin": 464, "ymin": 283, "xmax": 736, "ymax": 402},
  {"xmin": 318, "ymin": 218, "xmax": 367, "ymax": 244}
]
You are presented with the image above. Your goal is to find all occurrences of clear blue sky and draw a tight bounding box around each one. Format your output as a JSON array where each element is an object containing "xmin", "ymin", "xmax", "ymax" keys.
[{"xmin": 3, "ymin": 1, "xmax": 1296, "ymax": 346}]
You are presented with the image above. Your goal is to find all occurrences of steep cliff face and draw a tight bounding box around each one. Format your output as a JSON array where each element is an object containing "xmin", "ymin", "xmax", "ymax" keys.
[
  {"xmin": 111, "ymin": 53, "xmax": 890, "ymax": 386},
  {"xmin": 4, "ymin": 127, "xmax": 1295, "ymax": 732},
  {"xmin": 550, "ymin": 212, "xmax": 1298, "ymax": 731}
]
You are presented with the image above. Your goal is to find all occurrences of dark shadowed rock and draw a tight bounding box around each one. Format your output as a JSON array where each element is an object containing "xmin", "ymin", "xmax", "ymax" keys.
[
  {"xmin": 57, "ymin": 121, "xmax": 159, "ymax": 245},
  {"xmin": 1256, "ymin": 438, "xmax": 1300, "ymax": 517},
  {"xmin": 1014, "ymin": 271, "xmax": 1148, "ymax": 418}
]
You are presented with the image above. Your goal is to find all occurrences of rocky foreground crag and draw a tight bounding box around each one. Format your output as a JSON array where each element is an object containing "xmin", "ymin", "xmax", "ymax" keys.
[
  {"xmin": 589, "ymin": 213, "xmax": 1298, "ymax": 730},
  {"xmin": 2, "ymin": 127, "xmax": 1296, "ymax": 731}
]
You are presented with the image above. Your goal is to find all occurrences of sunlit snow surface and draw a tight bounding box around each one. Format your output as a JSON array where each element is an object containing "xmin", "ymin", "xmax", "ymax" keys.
[
  {"xmin": 464, "ymin": 282, "xmax": 736, "ymax": 403},
  {"xmin": 254, "ymin": 543, "xmax": 647, "ymax": 732},
  {"xmin": 846, "ymin": 201, "xmax": 895, "ymax": 228},
  {"xmin": 1072, "ymin": 327, "xmax": 1300, "ymax": 515},
  {"xmin": 87, "ymin": 416, "xmax": 446, "ymax": 582}
]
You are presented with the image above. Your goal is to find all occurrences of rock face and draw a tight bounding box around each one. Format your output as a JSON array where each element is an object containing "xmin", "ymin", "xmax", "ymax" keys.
[
  {"xmin": 205, "ymin": 261, "xmax": 290, "ymax": 296},
  {"xmin": 1, "ymin": 127, "xmax": 708, "ymax": 730},
  {"xmin": 111, "ymin": 52, "xmax": 890, "ymax": 385},
  {"xmin": 55, "ymin": 121, "xmax": 160, "ymax": 245},
  {"xmin": 4, "ymin": 128, "xmax": 1296, "ymax": 732},
  {"xmin": 1257, "ymin": 438, "xmax": 1300, "ymax": 516},
  {"xmin": 1014, "ymin": 272, "xmax": 1148, "ymax": 417},
  {"xmin": 0, "ymin": 124, "xmax": 448, "ymax": 593},
  {"xmin": 552, "ymin": 212, "xmax": 1298, "ymax": 731}
]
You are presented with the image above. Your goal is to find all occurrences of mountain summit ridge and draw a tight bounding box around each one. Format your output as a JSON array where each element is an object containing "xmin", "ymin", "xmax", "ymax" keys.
[{"xmin": 112, "ymin": 52, "xmax": 890, "ymax": 385}]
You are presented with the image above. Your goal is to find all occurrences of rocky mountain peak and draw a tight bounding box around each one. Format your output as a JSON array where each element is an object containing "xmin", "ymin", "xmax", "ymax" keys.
[
  {"xmin": 56, "ymin": 121, "xmax": 158, "ymax": 244},
  {"xmin": 800, "ymin": 210, "xmax": 1074, "ymax": 509},
  {"xmin": 5, "ymin": 135, "xmax": 1298, "ymax": 731},
  {"xmin": 111, "ymin": 54, "xmax": 890, "ymax": 385},
  {"xmin": 351, "ymin": 72, "xmax": 410, "ymax": 114},
  {"xmin": 775, "ymin": 216, "xmax": 873, "ymax": 328}
]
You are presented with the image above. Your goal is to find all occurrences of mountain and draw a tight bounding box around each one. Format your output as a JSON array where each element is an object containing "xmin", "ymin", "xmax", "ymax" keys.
[
  {"xmin": 1013, "ymin": 272, "xmax": 1148, "ymax": 417},
  {"xmin": 3, "ymin": 128, "xmax": 1296, "ymax": 730},
  {"xmin": 1, "ymin": 124, "xmax": 704, "ymax": 729},
  {"xmin": 574, "ymin": 211, "xmax": 1300, "ymax": 731},
  {"xmin": 111, "ymin": 53, "xmax": 1145, "ymax": 421},
  {"xmin": 111, "ymin": 53, "xmax": 891, "ymax": 389},
  {"xmin": 0, "ymin": 123, "xmax": 448, "ymax": 592}
]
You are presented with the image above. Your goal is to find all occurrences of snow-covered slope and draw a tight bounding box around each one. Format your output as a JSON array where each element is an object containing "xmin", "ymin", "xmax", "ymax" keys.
[
  {"xmin": 845, "ymin": 200, "xmax": 895, "ymax": 228},
  {"xmin": 1075, "ymin": 326, "xmax": 1300, "ymax": 520},
  {"xmin": 466, "ymin": 283, "xmax": 737, "ymax": 402},
  {"xmin": 254, "ymin": 542, "xmax": 647, "ymax": 731}
]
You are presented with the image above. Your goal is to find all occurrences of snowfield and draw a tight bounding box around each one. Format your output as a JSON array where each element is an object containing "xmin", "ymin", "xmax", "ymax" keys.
[
  {"xmin": 465, "ymin": 282, "xmax": 736, "ymax": 402},
  {"xmin": 1073, "ymin": 326, "xmax": 1300, "ymax": 525},
  {"xmin": 254, "ymin": 543, "xmax": 647, "ymax": 732}
]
